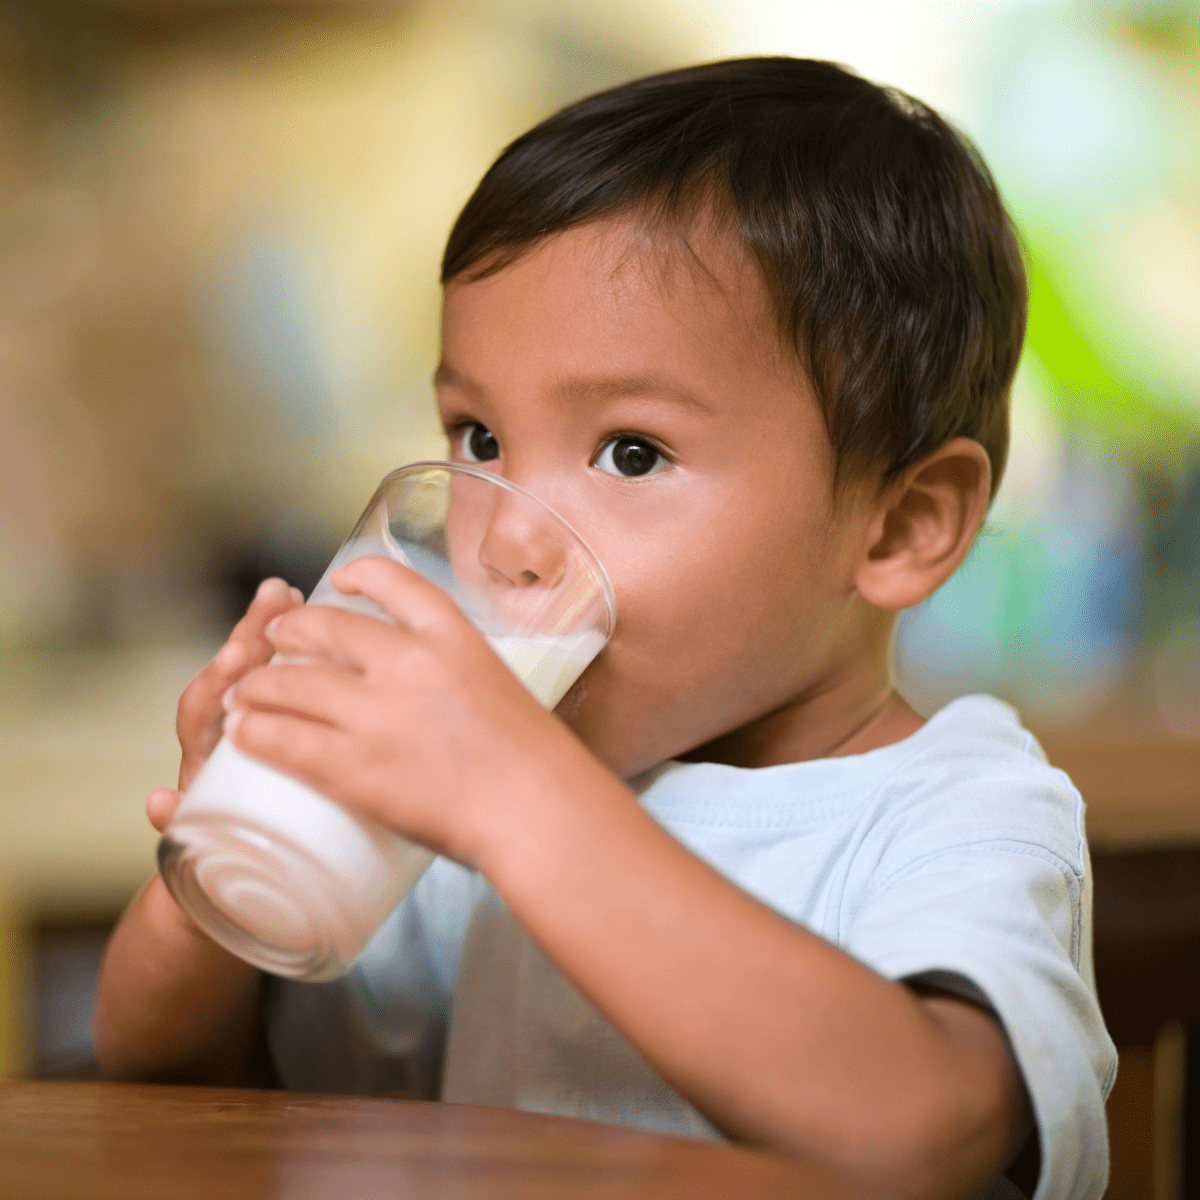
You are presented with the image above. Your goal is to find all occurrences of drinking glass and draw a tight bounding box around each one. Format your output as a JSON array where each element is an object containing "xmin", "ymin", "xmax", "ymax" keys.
[{"xmin": 158, "ymin": 462, "xmax": 615, "ymax": 981}]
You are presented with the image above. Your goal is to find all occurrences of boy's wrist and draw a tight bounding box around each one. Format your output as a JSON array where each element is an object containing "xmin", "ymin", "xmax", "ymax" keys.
[
  {"xmin": 468, "ymin": 732, "xmax": 652, "ymax": 902},
  {"xmin": 143, "ymin": 872, "xmax": 247, "ymax": 964}
]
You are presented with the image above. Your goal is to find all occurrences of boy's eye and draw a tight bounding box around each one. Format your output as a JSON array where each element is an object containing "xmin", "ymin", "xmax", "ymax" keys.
[
  {"xmin": 594, "ymin": 436, "xmax": 667, "ymax": 478},
  {"xmin": 460, "ymin": 422, "xmax": 499, "ymax": 463}
]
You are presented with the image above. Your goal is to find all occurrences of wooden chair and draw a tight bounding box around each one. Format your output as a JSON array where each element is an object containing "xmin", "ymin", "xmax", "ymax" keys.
[{"xmin": 1093, "ymin": 847, "xmax": 1200, "ymax": 1199}]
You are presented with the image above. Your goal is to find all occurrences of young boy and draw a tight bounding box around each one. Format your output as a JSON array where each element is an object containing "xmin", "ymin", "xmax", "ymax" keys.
[{"xmin": 95, "ymin": 58, "xmax": 1115, "ymax": 1200}]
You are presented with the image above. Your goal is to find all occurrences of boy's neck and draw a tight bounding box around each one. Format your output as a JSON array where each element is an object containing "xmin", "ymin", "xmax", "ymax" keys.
[{"xmin": 679, "ymin": 678, "xmax": 924, "ymax": 769}]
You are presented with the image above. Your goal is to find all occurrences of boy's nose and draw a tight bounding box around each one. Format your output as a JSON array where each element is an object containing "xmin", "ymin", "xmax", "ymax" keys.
[{"xmin": 477, "ymin": 491, "xmax": 569, "ymax": 592}]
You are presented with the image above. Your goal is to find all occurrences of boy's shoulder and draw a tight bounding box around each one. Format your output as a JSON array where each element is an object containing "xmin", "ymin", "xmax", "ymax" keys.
[
  {"xmin": 865, "ymin": 695, "xmax": 1088, "ymax": 877},
  {"xmin": 637, "ymin": 696, "xmax": 1080, "ymax": 837}
]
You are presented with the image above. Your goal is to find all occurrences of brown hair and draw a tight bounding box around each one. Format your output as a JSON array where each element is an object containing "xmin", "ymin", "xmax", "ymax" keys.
[{"xmin": 442, "ymin": 57, "xmax": 1027, "ymax": 496}]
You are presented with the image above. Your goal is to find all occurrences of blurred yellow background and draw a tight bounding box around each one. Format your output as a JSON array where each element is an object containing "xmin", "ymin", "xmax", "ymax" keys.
[{"xmin": 0, "ymin": 0, "xmax": 1197, "ymax": 1115}]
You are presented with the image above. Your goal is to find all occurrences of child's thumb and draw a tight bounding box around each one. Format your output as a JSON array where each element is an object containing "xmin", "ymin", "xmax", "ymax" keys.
[{"xmin": 146, "ymin": 787, "xmax": 182, "ymax": 833}]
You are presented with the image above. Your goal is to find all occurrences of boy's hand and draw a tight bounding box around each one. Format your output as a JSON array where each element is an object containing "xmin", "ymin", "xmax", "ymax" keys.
[
  {"xmin": 221, "ymin": 556, "xmax": 570, "ymax": 866},
  {"xmin": 147, "ymin": 578, "xmax": 305, "ymax": 832}
]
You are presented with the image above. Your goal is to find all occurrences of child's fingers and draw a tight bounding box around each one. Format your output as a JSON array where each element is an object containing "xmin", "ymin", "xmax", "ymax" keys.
[
  {"xmin": 146, "ymin": 787, "xmax": 182, "ymax": 833},
  {"xmin": 226, "ymin": 660, "xmax": 364, "ymax": 728},
  {"xmin": 229, "ymin": 709, "xmax": 346, "ymax": 803},
  {"xmin": 227, "ymin": 577, "xmax": 302, "ymax": 654},
  {"xmin": 177, "ymin": 578, "xmax": 304, "ymax": 786},
  {"xmin": 194, "ymin": 578, "xmax": 300, "ymax": 694},
  {"xmin": 182, "ymin": 580, "xmax": 295, "ymax": 719},
  {"xmin": 263, "ymin": 603, "xmax": 408, "ymax": 673},
  {"xmin": 328, "ymin": 556, "xmax": 468, "ymax": 633}
]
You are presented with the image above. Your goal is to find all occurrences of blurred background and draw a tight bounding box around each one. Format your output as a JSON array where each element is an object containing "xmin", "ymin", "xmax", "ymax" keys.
[{"xmin": 0, "ymin": 0, "xmax": 1196, "ymax": 1194}]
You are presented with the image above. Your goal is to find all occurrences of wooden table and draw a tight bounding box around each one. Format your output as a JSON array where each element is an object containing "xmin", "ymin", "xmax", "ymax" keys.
[{"xmin": 0, "ymin": 1080, "xmax": 852, "ymax": 1200}]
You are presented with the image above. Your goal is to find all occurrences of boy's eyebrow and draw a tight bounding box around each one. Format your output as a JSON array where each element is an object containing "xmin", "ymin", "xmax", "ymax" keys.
[
  {"xmin": 434, "ymin": 363, "xmax": 482, "ymax": 397},
  {"xmin": 557, "ymin": 375, "xmax": 716, "ymax": 414},
  {"xmin": 434, "ymin": 364, "xmax": 715, "ymax": 415}
]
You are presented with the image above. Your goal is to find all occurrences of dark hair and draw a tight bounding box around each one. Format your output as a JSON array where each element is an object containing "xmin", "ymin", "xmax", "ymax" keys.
[{"xmin": 442, "ymin": 57, "xmax": 1027, "ymax": 497}]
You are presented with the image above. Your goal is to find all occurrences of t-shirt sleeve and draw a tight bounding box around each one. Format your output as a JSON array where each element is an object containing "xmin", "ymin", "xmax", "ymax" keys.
[
  {"xmin": 266, "ymin": 856, "xmax": 479, "ymax": 1097},
  {"xmin": 842, "ymin": 772, "xmax": 1116, "ymax": 1200}
]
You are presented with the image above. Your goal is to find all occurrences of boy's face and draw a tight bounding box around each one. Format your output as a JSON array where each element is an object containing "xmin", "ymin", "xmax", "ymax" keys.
[{"xmin": 437, "ymin": 215, "xmax": 884, "ymax": 777}]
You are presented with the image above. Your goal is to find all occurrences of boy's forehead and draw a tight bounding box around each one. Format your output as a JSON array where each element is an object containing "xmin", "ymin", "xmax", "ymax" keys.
[
  {"xmin": 442, "ymin": 209, "xmax": 790, "ymax": 370},
  {"xmin": 438, "ymin": 211, "xmax": 841, "ymax": 496}
]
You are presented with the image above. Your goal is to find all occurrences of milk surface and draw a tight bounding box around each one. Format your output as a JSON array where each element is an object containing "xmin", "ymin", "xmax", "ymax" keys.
[{"xmin": 486, "ymin": 629, "xmax": 606, "ymax": 709}]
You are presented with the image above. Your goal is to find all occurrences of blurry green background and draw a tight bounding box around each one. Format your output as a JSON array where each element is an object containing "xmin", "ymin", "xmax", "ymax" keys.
[{"xmin": 0, "ymin": 0, "xmax": 1197, "ymax": 1078}]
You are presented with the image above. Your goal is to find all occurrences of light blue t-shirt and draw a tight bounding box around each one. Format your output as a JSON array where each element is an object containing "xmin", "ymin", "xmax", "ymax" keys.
[{"xmin": 267, "ymin": 696, "xmax": 1116, "ymax": 1200}]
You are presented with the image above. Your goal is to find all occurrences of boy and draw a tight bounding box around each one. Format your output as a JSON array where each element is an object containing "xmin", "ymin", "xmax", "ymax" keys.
[{"xmin": 96, "ymin": 58, "xmax": 1115, "ymax": 1200}]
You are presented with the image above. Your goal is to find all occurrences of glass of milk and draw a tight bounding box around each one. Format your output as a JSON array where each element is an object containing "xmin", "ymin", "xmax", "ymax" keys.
[{"xmin": 157, "ymin": 462, "xmax": 615, "ymax": 982}]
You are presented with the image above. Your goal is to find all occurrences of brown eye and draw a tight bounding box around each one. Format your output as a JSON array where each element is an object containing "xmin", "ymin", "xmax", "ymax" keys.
[
  {"xmin": 462, "ymin": 423, "xmax": 499, "ymax": 462},
  {"xmin": 596, "ymin": 436, "xmax": 665, "ymax": 478}
]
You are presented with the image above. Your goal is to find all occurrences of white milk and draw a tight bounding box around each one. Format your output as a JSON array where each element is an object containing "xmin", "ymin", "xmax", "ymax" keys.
[
  {"xmin": 165, "ymin": 739, "xmax": 436, "ymax": 979},
  {"xmin": 161, "ymin": 614, "xmax": 606, "ymax": 981},
  {"xmin": 487, "ymin": 630, "xmax": 607, "ymax": 709}
]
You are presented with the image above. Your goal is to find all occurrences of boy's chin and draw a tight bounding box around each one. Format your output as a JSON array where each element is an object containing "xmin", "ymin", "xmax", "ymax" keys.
[
  {"xmin": 552, "ymin": 680, "xmax": 649, "ymax": 779},
  {"xmin": 552, "ymin": 684, "xmax": 694, "ymax": 781}
]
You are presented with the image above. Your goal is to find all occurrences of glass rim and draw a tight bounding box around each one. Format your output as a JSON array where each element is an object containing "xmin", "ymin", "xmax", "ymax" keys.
[{"xmin": 376, "ymin": 459, "xmax": 617, "ymax": 639}]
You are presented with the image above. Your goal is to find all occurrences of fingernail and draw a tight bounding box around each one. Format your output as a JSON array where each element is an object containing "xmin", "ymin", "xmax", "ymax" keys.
[
  {"xmin": 256, "ymin": 577, "xmax": 286, "ymax": 601},
  {"xmin": 223, "ymin": 709, "xmax": 243, "ymax": 736},
  {"xmin": 266, "ymin": 615, "xmax": 282, "ymax": 638},
  {"xmin": 221, "ymin": 685, "xmax": 239, "ymax": 713},
  {"xmin": 290, "ymin": 587, "xmax": 305, "ymax": 604}
]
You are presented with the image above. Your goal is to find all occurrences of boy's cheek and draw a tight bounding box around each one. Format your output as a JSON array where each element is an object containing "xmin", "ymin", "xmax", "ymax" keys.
[
  {"xmin": 553, "ymin": 663, "xmax": 631, "ymax": 770},
  {"xmin": 557, "ymin": 663, "xmax": 694, "ymax": 778}
]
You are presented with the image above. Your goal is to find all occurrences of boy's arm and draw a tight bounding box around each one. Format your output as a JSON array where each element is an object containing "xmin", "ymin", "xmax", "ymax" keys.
[
  {"xmin": 94, "ymin": 580, "xmax": 303, "ymax": 1084},
  {"xmin": 475, "ymin": 757, "xmax": 1029, "ymax": 1200},
  {"xmin": 226, "ymin": 560, "xmax": 1028, "ymax": 1200},
  {"xmin": 94, "ymin": 875, "xmax": 266, "ymax": 1084}
]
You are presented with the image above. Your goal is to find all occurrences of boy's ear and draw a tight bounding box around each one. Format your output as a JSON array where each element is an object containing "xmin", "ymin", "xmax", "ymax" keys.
[{"xmin": 854, "ymin": 437, "xmax": 992, "ymax": 611}]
